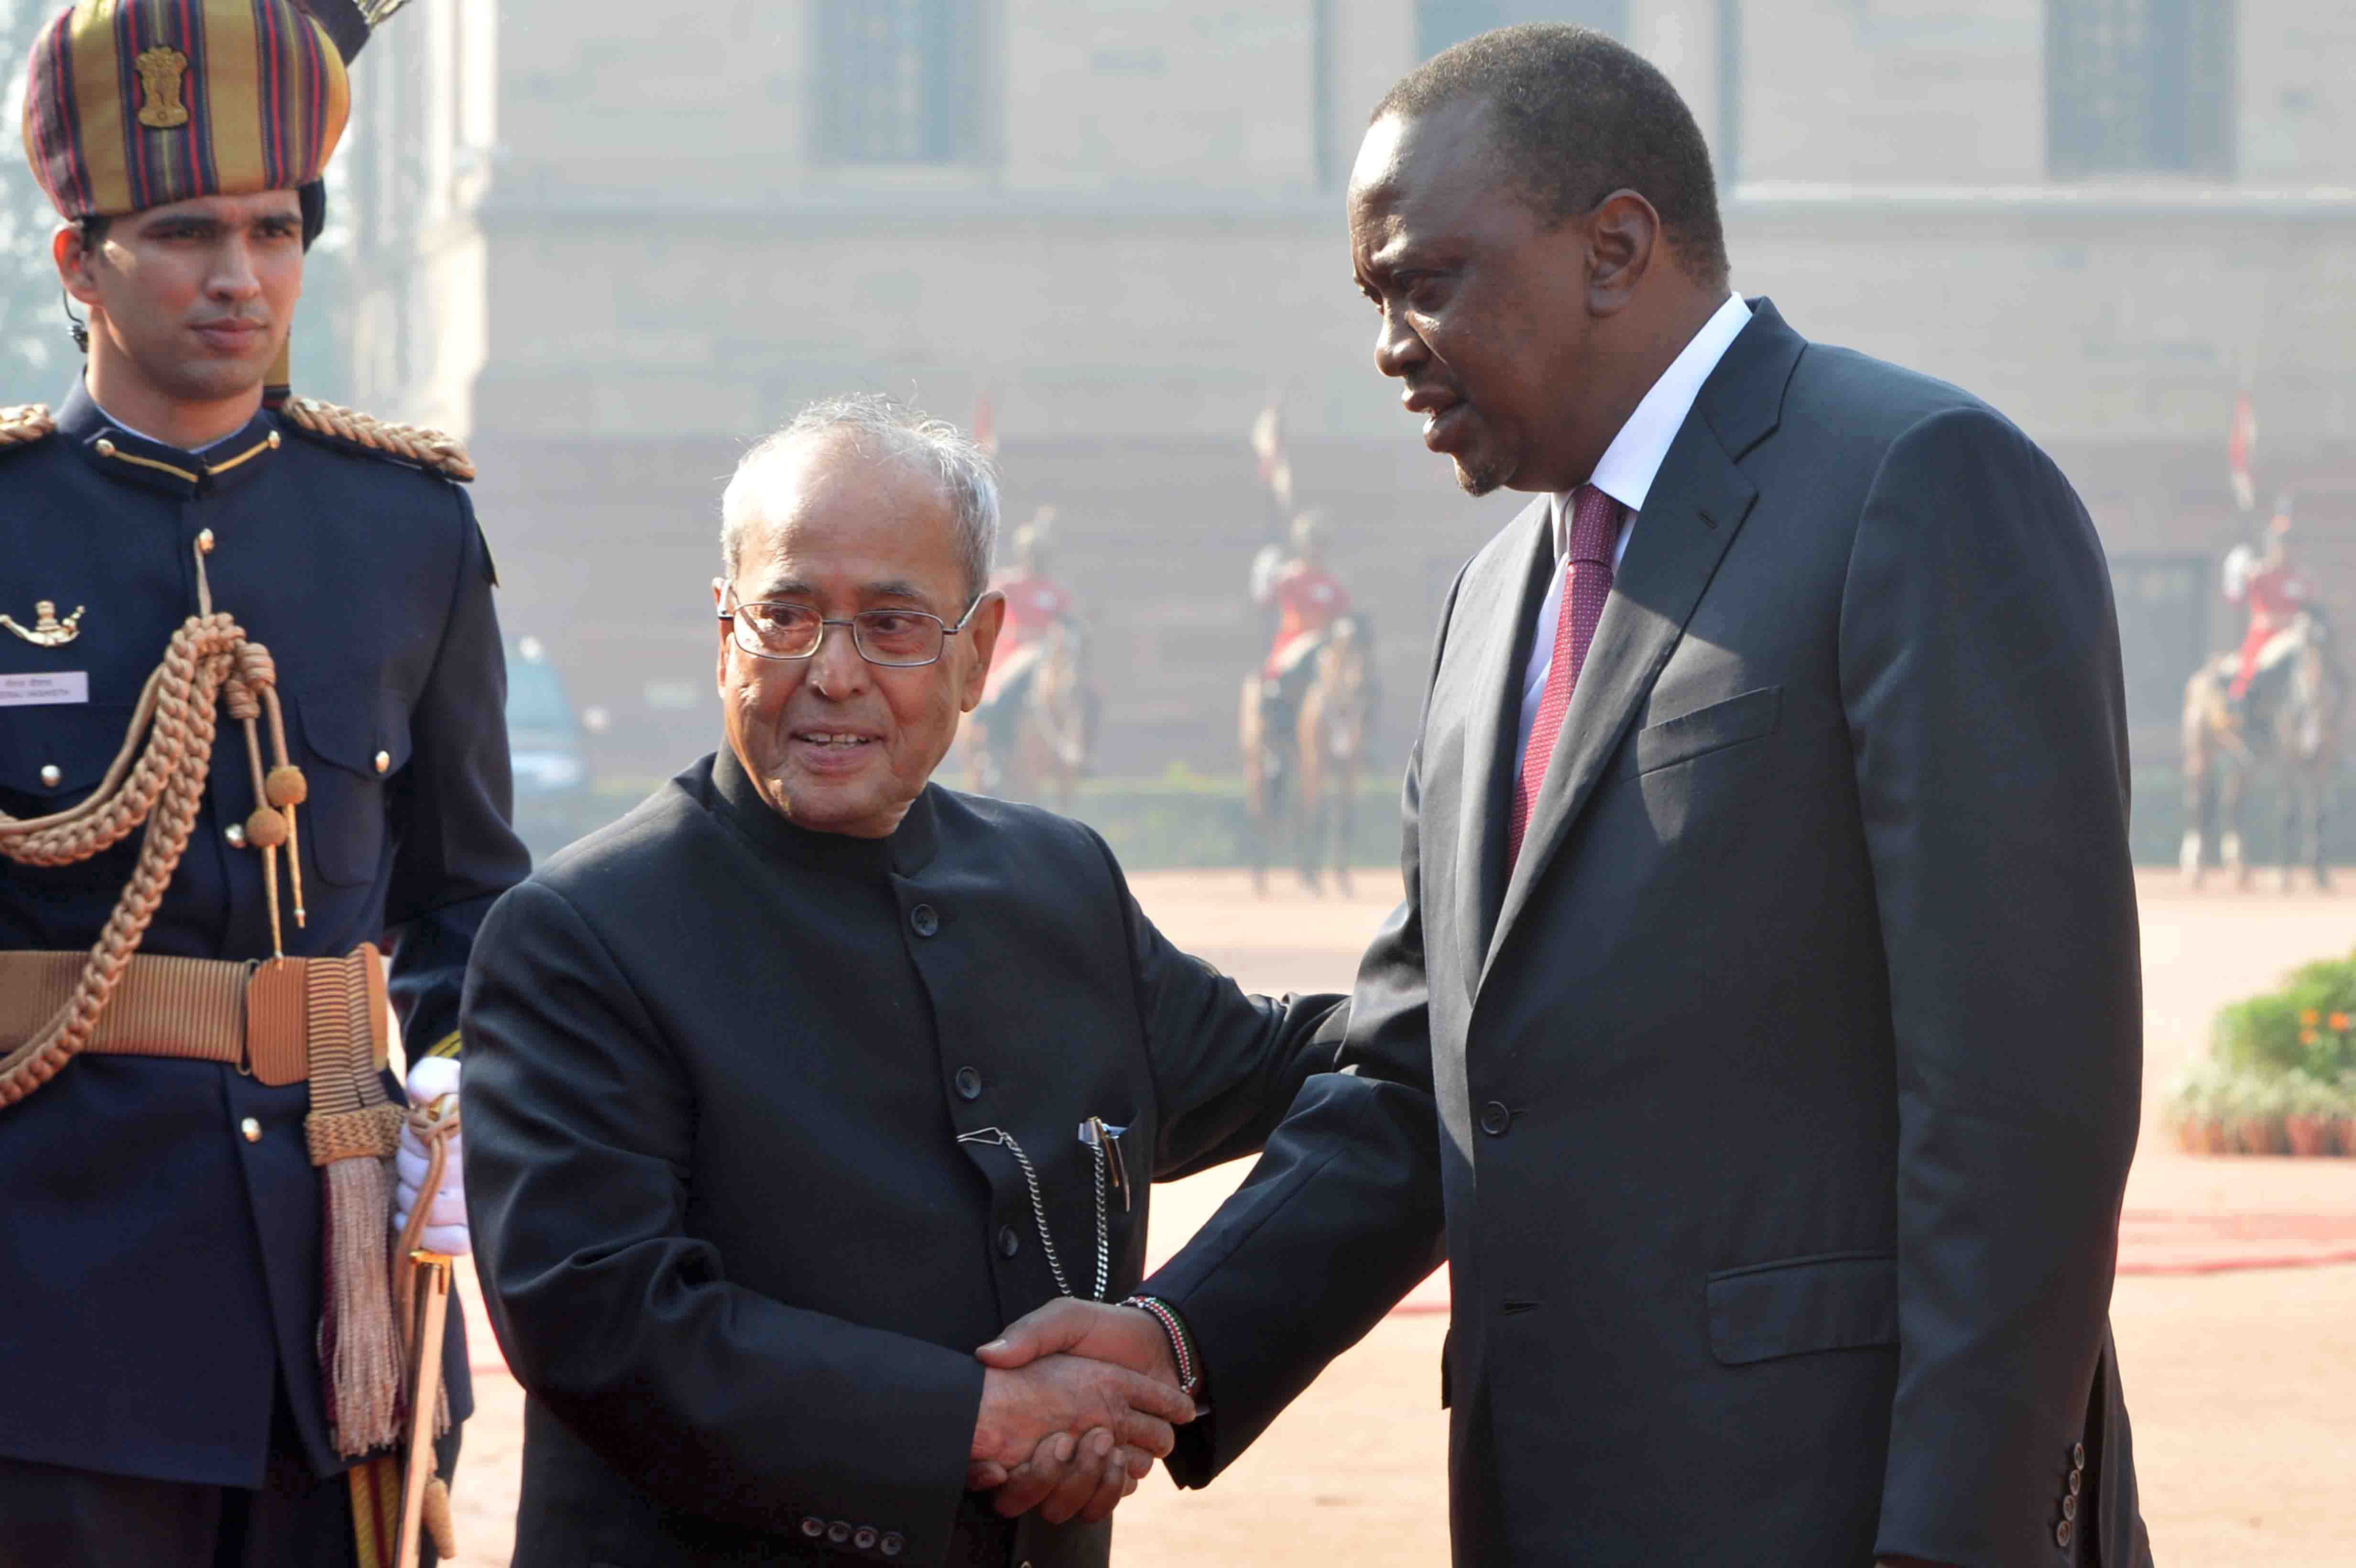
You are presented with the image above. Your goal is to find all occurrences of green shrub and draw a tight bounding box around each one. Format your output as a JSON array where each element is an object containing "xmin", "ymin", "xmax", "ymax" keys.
[
  {"xmin": 2208, "ymin": 954, "xmax": 2356, "ymax": 1083},
  {"xmin": 2284, "ymin": 1072, "xmax": 2346, "ymax": 1120},
  {"xmin": 2210, "ymin": 992, "xmax": 2310, "ymax": 1076},
  {"xmin": 2178, "ymin": 950, "xmax": 2356, "ymax": 1155}
]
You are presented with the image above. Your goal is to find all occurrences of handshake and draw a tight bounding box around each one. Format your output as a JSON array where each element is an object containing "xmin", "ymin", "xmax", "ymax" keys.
[{"xmin": 965, "ymin": 1299, "xmax": 1194, "ymax": 1527}]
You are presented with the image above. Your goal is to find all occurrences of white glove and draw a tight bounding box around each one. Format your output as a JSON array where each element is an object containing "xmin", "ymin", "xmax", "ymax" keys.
[
  {"xmin": 393, "ymin": 1055, "xmax": 469, "ymax": 1256},
  {"xmin": 1248, "ymin": 543, "xmax": 1287, "ymax": 606},
  {"xmin": 2223, "ymin": 544, "xmax": 2256, "ymax": 602}
]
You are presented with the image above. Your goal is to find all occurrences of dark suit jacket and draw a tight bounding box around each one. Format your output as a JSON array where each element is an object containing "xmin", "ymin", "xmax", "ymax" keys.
[
  {"xmin": 461, "ymin": 748, "xmax": 1345, "ymax": 1568},
  {"xmin": 1149, "ymin": 300, "xmax": 2153, "ymax": 1567},
  {"xmin": 0, "ymin": 378, "xmax": 521, "ymax": 1483}
]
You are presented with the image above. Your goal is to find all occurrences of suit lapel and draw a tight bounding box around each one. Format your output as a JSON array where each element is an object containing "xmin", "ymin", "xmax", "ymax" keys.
[
  {"xmin": 1478, "ymin": 300, "xmax": 1803, "ymax": 988},
  {"xmin": 1453, "ymin": 500, "xmax": 1559, "ymax": 975}
]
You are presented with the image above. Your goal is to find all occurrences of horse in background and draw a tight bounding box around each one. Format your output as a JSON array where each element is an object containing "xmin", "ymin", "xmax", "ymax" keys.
[
  {"xmin": 965, "ymin": 619, "xmax": 1093, "ymax": 814},
  {"xmin": 2181, "ymin": 609, "xmax": 2343, "ymax": 891},
  {"xmin": 1242, "ymin": 614, "xmax": 1376, "ymax": 895}
]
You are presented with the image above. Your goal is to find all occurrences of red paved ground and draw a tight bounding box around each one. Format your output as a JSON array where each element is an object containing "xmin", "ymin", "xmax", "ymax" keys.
[{"xmin": 447, "ymin": 869, "xmax": 2356, "ymax": 1566}]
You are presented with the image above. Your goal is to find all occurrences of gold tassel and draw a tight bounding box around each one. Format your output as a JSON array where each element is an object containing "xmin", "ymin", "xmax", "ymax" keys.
[
  {"xmin": 319, "ymin": 1149, "xmax": 405, "ymax": 1455},
  {"xmin": 422, "ymin": 1474, "xmax": 457, "ymax": 1561}
]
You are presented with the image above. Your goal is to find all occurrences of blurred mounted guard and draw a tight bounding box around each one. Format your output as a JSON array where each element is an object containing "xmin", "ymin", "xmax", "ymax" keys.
[
  {"xmin": 2223, "ymin": 504, "xmax": 2311, "ymax": 714},
  {"xmin": 0, "ymin": 2, "xmax": 527, "ymax": 1564},
  {"xmin": 2184, "ymin": 503, "xmax": 2342, "ymax": 891},
  {"xmin": 1239, "ymin": 510, "xmax": 1358, "ymax": 892},
  {"xmin": 968, "ymin": 508, "xmax": 1095, "ymax": 806}
]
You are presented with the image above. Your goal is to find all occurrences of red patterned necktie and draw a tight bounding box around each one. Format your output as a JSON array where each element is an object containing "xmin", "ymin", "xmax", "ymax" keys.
[{"xmin": 1507, "ymin": 483, "xmax": 1624, "ymax": 867}]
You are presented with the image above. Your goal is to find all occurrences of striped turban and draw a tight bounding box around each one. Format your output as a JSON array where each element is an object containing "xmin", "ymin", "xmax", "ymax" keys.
[{"xmin": 21, "ymin": 0, "xmax": 351, "ymax": 221}]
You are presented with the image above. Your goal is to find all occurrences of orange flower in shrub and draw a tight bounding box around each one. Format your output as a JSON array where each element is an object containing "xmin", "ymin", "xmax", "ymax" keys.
[
  {"xmin": 2302, "ymin": 1009, "xmax": 2323, "ymax": 1026},
  {"xmin": 2301, "ymin": 1029, "xmax": 2321, "ymax": 1046},
  {"xmin": 2332, "ymin": 1013, "xmax": 2352, "ymax": 1032}
]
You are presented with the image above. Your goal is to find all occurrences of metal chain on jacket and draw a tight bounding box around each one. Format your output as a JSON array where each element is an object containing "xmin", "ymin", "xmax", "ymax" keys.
[{"xmin": 957, "ymin": 1126, "xmax": 1110, "ymax": 1302}]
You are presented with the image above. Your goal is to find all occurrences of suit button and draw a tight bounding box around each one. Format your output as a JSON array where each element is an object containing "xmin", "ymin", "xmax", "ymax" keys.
[
  {"xmin": 240, "ymin": 1117, "xmax": 262, "ymax": 1143},
  {"xmin": 1478, "ymin": 1100, "xmax": 1511, "ymax": 1137},
  {"xmin": 954, "ymin": 1066, "xmax": 983, "ymax": 1100},
  {"xmin": 39, "ymin": 764, "xmax": 61, "ymax": 788},
  {"xmin": 880, "ymin": 1533, "xmax": 905, "ymax": 1557},
  {"xmin": 997, "ymin": 1224, "xmax": 1021, "ymax": 1258},
  {"xmin": 2061, "ymin": 1494, "xmax": 2077, "ymax": 1522},
  {"xmin": 910, "ymin": 903, "xmax": 939, "ymax": 937},
  {"xmin": 828, "ymin": 1520, "xmax": 851, "ymax": 1544},
  {"xmin": 2072, "ymin": 1441, "xmax": 2086, "ymax": 1470},
  {"xmin": 196, "ymin": 527, "xmax": 216, "ymax": 555},
  {"xmin": 225, "ymin": 822, "xmax": 248, "ymax": 848},
  {"xmin": 853, "ymin": 1526, "xmax": 878, "ymax": 1550},
  {"xmin": 2055, "ymin": 1519, "xmax": 2073, "ymax": 1549},
  {"xmin": 2067, "ymin": 1469, "xmax": 2081, "ymax": 1496},
  {"xmin": 373, "ymin": 750, "xmax": 391, "ymax": 775},
  {"xmin": 799, "ymin": 1516, "xmax": 825, "ymax": 1538},
  {"xmin": 94, "ymin": 436, "xmax": 117, "ymax": 457}
]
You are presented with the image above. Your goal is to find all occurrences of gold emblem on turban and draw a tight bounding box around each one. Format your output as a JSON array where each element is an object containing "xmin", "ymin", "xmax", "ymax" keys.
[{"xmin": 134, "ymin": 47, "xmax": 191, "ymax": 130}]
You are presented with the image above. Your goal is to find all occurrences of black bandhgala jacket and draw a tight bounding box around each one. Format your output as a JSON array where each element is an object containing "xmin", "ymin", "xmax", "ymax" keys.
[{"xmin": 461, "ymin": 747, "xmax": 1347, "ymax": 1568}]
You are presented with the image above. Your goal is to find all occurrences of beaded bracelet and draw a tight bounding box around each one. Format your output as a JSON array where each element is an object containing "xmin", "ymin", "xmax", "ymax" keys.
[{"xmin": 1119, "ymin": 1294, "xmax": 1201, "ymax": 1396}]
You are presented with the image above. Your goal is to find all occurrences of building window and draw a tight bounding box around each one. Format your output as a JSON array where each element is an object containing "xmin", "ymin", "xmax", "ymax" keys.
[
  {"xmin": 813, "ymin": 0, "xmax": 987, "ymax": 166},
  {"xmin": 2047, "ymin": 0, "xmax": 2234, "ymax": 177},
  {"xmin": 1417, "ymin": 1, "xmax": 1626, "ymax": 58}
]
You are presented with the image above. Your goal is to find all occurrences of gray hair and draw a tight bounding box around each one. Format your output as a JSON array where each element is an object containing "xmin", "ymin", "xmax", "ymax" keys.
[{"xmin": 720, "ymin": 393, "xmax": 1001, "ymax": 601}]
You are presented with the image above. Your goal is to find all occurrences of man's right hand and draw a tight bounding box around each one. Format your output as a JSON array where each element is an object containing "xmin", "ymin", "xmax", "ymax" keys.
[
  {"xmin": 970, "ymin": 1300, "xmax": 1189, "ymax": 1519},
  {"xmin": 966, "ymin": 1351, "xmax": 1194, "ymax": 1488},
  {"xmin": 978, "ymin": 1298, "xmax": 1180, "ymax": 1386}
]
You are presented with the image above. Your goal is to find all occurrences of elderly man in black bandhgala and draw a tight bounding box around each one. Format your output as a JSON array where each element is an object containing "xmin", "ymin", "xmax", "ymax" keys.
[{"xmin": 460, "ymin": 394, "xmax": 1347, "ymax": 1568}]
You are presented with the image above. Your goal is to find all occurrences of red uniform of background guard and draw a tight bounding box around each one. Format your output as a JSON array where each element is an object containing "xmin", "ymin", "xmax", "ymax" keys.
[{"xmin": 1263, "ymin": 562, "xmax": 1350, "ymax": 679}]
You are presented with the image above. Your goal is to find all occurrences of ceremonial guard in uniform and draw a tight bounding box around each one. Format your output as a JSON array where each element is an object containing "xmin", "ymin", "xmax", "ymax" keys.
[
  {"xmin": 2223, "ymin": 506, "xmax": 2311, "ymax": 712},
  {"xmin": 0, "ymin": 2, "xmax": 527, "ymax": 1563},
  {"xmin": 1246, "ymin": 510, "xmax": 1353, "ymax": 758}
]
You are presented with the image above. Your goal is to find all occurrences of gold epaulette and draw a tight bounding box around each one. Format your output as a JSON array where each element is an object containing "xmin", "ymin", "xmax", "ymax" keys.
[
  {"xmin": 0, "ymin": 403, "xmax": 57, "ymax": 452},
  {"xmin": 282, "ymin": 397, "xmax": 475, "ymax": 482}
]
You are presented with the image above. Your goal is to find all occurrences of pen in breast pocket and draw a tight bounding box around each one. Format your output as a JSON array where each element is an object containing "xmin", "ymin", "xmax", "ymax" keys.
[{"xmin": 1080, "ymin": 1116, "xmax": 1130, "ymax": 1212}]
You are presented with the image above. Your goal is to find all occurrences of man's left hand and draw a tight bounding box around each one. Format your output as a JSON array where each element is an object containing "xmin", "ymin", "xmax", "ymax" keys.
[
  {"xmin": 969, "ymin": 1426, "xmax": 1152, "ymax": 1524},
  {"xmin": 393, "ymin": 1056, "xmax": 469, "ymax": 1255}
]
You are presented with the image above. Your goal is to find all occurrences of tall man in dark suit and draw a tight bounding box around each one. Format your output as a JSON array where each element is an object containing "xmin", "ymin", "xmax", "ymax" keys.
[
  {"xmin": 461, "ymin": 394, "xmax": 1349, "ymax": 1568},
  {"xmin": 982, "ymin": 25, "xmax": 2152, "ymax": 1568}
]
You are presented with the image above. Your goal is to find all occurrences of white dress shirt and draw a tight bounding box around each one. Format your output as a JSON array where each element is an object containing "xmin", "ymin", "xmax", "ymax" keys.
[{"xmin": 1514, "ymin": 292, "xmax": 1753, "ymax": 764}]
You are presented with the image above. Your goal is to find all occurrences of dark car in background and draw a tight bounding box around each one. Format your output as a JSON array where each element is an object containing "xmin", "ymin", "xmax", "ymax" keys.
[{"xmin": 506, "ymin": 635, "xmax": 595, "ymax": 863}]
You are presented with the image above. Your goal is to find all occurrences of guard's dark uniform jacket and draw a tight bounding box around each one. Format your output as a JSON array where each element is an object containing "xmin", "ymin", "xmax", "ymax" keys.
[
  {"xmin": 0, "ymin": 379, "xmax": 529, "ymax": 1486},
  {"xmin": 462, "ymin": 748, "xmax": 1350, "ymax": 1568}
]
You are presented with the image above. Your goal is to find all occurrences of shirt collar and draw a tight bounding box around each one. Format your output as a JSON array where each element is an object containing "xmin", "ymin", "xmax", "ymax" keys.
[
  {"xmin": 1556, "ymin": 292, "xmax": 1753, "ymax": 551},
  {"xmin": 55, "ymin": 376, "xmax": 284, "ymax": 500},
  {"xmin": 706, "ymin": 742, "xmax": 941, "ymax": 879}
]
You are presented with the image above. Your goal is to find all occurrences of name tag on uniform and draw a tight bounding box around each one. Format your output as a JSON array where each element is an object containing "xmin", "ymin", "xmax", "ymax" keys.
[{"xmin": 0, "ymin": 671, "xmax": 88, "ymax": 707}]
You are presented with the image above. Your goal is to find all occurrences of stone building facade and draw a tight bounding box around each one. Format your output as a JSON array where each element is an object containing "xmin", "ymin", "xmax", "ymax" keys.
[{"xmin": 350, "ymin": 0, "xmax": 2356, "ymax": 780}]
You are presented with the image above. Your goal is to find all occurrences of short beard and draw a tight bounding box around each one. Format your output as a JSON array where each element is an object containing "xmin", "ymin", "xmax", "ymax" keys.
[{"xmin": 1453, "ymin": 452, "xmax": 1510, "ymax": 497}]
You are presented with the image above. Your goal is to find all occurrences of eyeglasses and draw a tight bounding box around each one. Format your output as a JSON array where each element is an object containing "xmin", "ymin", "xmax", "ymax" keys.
[{"xmin": 717, "ymin": 588, "xmax": 988, "ymax": 668}]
